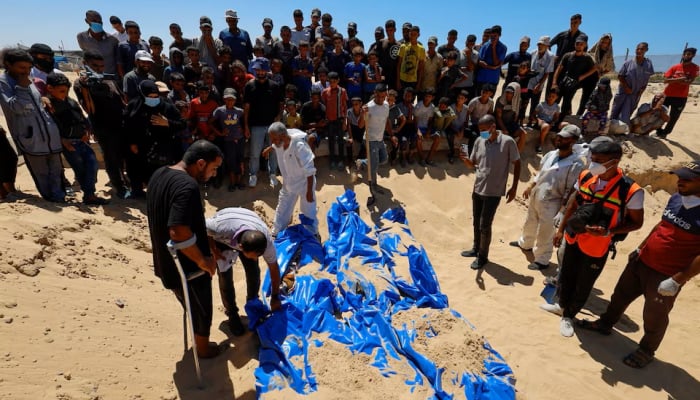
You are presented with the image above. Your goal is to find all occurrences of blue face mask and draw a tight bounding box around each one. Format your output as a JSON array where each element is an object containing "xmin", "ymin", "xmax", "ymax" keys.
[
  {"xmin": 90, "ymin": 22, "xmax": 104, "ymax": 33},
  {"xmin": 480, "ymin": 130, "xmax": 491, "ymax": 139},
  {"xmin": 144, "ymin": 97, "xmax": 161, "ymax": 107}
]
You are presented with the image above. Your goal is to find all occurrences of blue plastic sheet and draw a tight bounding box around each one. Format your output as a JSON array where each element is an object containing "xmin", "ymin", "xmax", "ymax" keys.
[{"xmin": 249, "ymin": 190, "xmax": 516, "ymax": 399}]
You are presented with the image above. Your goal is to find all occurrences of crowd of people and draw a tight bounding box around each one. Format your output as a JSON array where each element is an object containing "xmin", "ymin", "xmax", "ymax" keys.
[{"xmin": 1, "ymin": 7, "xmax": 699, "ymax": 373}]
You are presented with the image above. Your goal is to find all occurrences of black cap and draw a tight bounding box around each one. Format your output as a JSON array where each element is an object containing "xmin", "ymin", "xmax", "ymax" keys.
[
  {"xmin": 109, "ymin": 16, "xmax": 121, "ymax": 25},
  {"xmin": 139, "ymin": 80, "xmax": 159, "ymax": 96},
  {"xmin": 29, "ymin": 43, "xmax": 53, "ymax": 56},
  {"xmin": 671, "ymin": 160, "xmax": 700, "ymax": 180}
]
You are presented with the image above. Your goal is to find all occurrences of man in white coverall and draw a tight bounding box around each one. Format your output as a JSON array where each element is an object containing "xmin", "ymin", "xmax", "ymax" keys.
[
  {"xmin": 265, "ymin": 122, "xmax": 318, "ymax": 237},
  {"xmin": 509, "ymin": 124, "xmax": 586, "ymax": 270}
]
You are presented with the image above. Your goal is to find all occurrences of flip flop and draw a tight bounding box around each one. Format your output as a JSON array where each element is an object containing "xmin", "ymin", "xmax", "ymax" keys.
[
  {"xmin": 576, "ymin": 319, "xmax": 612, "ymax": 335},
  {"xmin": 623, "ymin": 348, "xmax": 654, "ymax": 369}
]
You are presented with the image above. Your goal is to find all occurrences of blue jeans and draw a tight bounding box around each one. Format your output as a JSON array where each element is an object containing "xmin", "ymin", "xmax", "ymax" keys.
[
  {"xmin": 62, "ymin": 141, "xmax": 98, "ymax": 198},
  {"xmin": 248, "ymin": 125, "xmax": 277, "ymax": 176},
  {"xmin": 368, "ymin": 140, "xmax": 388, "ymax": 184}
]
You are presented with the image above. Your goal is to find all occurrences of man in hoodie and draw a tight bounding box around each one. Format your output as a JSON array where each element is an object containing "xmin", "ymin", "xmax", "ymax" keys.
[
  {"xmin": 0, "ymin": 48, "xmax": 65, "ymax": 202},
  {"xmin": 163, "ymin": 48, "xmax": 185, "ymax": 85}
]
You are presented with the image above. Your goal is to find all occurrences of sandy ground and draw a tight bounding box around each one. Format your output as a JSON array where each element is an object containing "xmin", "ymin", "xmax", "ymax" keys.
[{"xmin": 0, "ymin": 78, "xmax": 699, "ymax": 400}]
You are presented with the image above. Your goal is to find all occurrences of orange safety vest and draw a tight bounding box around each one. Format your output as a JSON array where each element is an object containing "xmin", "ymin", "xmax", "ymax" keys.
[{"xmin": 565, "ymin": 168, "xmax": 641, "ymax": 257}]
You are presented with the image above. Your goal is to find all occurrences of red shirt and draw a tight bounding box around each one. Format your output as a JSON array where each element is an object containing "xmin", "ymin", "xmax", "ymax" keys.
[
  {"xmin": 663, "ymin": 62, "xmax": 699, "ymax": 98},
  {"xmin": 321, "ymin": 86, "xmax": 348, "ymax": 121},
  {"xmin": 188, "ymin": 97, "xmax": 219, "ymax": 140}
]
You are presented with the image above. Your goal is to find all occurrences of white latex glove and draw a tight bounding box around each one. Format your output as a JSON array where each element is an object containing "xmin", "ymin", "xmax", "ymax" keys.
[
  {"xmin": 657, "ymin": 277, "xmax": 681, "ymax": 297},
  {"xmin": 553, "ymin": 211, "xmax": 564, "ymax": 229}
]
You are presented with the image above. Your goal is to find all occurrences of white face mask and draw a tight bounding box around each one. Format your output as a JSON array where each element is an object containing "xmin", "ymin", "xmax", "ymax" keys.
[
  {"xmin": 589, "ymin": 159, "xmax": 615, "ymax": 175},
  {"xmin": 681, "ymin": 195, "xmax": 700, "ymax": 209}
]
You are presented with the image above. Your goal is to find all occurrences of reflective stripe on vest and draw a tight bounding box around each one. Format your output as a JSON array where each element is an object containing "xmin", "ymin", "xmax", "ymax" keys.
[{"xmin": 565, "ymin": 169, "xmax": 639, "ymax": 257}]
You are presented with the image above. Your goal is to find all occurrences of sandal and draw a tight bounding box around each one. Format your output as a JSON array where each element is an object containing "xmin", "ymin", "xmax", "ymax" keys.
[
  {"xmin": 576, "ymin": 319, "xmax": 612, "ymax": 335},
  {"xmin": 623, "ymin": 348, "xmax": 654, "ymax": 369}
]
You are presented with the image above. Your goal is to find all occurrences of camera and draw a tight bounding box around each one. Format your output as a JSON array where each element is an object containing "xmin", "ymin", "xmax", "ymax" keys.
[{"xmin": 81, "ymin": 68, "xmax": 116, "ymax": 86}]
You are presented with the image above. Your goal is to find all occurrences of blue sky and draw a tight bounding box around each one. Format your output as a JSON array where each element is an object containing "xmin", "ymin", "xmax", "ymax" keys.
[{"xmin": 2, "ymin": 1, "xmax": 698, "ymax": 57}]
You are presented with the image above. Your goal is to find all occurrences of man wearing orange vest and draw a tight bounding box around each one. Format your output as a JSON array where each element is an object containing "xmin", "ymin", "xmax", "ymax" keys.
[
  {"xmin": 552, "ymin": 140, "xmax": 644, "ymax": 337},
  {"xmin": 577, "ymin": 161, "xmax": 700, "ymax": 368}
]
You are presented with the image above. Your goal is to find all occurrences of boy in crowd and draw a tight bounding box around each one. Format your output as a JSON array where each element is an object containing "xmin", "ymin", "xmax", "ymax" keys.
[
  {"xmin": 188, "ymin": 82, "xmax": 219, "ymax": 142},
  {"xmin": 282, "ymin": 99, "xmax": 303, "ymax": 129},
  {"xmin": 163, "ymin": 48, "xmax": 185, "ymax": 85},
  {"xmin": 184, "ymin": 46, "xmax": 204, "ymax": 94},
  {"xmin": 447, "ymin": 90, "xmax": 469, "ymax": 163},
  {"xmin": 291, "ymin": 40, "xmax": 314, "ymax": 103},
  {"xmin": 117, "ymin": 21, "xmax": 149, "ymax": 78},
  {"xmin": 466, "ymin": 84, "xmax": 495, "ymax": 150},
  {"xmin": 581, "ymin": 77, "xmax": 612, "ymax": 135},
  {"xmin": 535, "ymin": 89, "xmax": 561, "ymax": 153},
  {"xmin": 414, "ymin": 87, "xmax": 436, "ymax": 166},
  {"xmin": 321, "ymin": 71, "xmax": 348, "ymax": 170},
  {"xmin": 397, "ymin": 87, "xmax": 417, "ymax": 165},
  {"xmin": 436, "ymin": 51, "xmax": 467, "ymax": 103},
  {"xmin": 270, "ymin": 58, "xmax": 285, "ymax": 86},
  {"xmin": 148, "ymin": 36, "xmax": 169, "ymax": 81},
  {"xmin": 209, "ymin": 88, "xmax": 246, "ymax": 191},
  {"xmin": 167, "ymin": 72, "xmax": 190, "ymax": 103},
  {"xmin": 345, "ymin": 47, "xmax": 365, "ymax": 100},
  {"xmin": 386, "ymin": 89, "xmax": 406, "ymax": 165},
  {"xmin": 46, "ymin": 73, "xmax": 108, "ymax": 205},
  {"xmin": 433, "ymin": 97, "xmax": 457, "ymax": 163},
  {"xmin": 300, "ymin": 88, "xmax": 326, "ymax": 151},
  {"xmin": 346, "ymin": 97, "xmax": 366, "ymax": 164},
  {"xmin": 326, "ymin": 34, "xmax": 351, "ymax": 79},
  {"xmin": 312, "ymin": 66, "xmax": 330, "ymax": 92}
]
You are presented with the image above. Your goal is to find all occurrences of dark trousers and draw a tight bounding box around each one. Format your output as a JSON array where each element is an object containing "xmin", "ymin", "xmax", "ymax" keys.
[
  {"xmin": 661, "ymin": 96, "xmax": 687, "ymax": 135},
  {"xmin": 577, "ymin": 78, "xmax": 597, "ymax": 116},
  {"xmin": 559, "ymin": 87, "xmax": 579, "ymax": 119},
  {"xmin": 171, "ymin": 274, "xmax": 213, "ymax": 337},
  {"xmin": 327, "ymin": 120, "xmax": 345, "ymax": 164},
  {"xmin": 471, "ymin": 193, "xmax": 501, "ymax": 261},
  {"xmin": 0, "ymin": 133, "xmax": 18, "ymax": 183},
  {"xmin": 94, "ymin": 127, "xmax": 127, "ymax": 193},
  {"xmin": 62, "ymin": 141, "xmax": 99, "ymax": 198},
  {"xmin": 558, "ymin": 241, "xmax": 608, "ymax": 319},
  {"xmin": 599, "ymin": 258, "xmax": 680, "ymax": 355},
  {"xmin": 23, "ymin": 153, "xmax": 65, "ymax": 201},
  {"xmin": 125, "ymin": 147, "xmax": 155, "ymax": 193},
  {"xmin": 216, "ymin": 250, "xmax": 261, "ymax": 316}
]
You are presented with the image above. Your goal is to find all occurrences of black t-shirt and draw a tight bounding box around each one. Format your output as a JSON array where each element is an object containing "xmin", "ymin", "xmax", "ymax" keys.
[
  {"xmin": 73, "ymin": 78, "xmax": 125, "ymax": 129},
  {"xmin": 244, "ymin": 78, "xmax": 283, "ymax": 126},
  {"xmin": 146, "ymin": 166, "xmax": 210, "ymax": 289},
  {"xmin": 379, "ymin": 39, "xmax": 400, "ymax": 79},
  {"xmin": 300, "ymin": 101, "xmax": 326, "ymax": 127},
  {"xmin": 559, "ymin": 52, "xmax": 595, "ymax": 81}
]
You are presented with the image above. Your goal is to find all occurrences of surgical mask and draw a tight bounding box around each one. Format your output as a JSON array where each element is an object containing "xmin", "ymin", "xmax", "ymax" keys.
[
  {"xmin": 90, "ymin": 22, "xmax": 104, "ymax": 33},
  {"xmin": 589, "ymin": 160, "xmax": 615, "ymax": 175},
  {"xmin": 681, "ymin": 195, "xmax": 700, "ymax": 209},
  {"xmin": 480, "ymin": 130, "xmax": 491, "ymax": 139},
  {"xmin": 144, "ymin": 97, "xmax": 161, "ymax": 107}
]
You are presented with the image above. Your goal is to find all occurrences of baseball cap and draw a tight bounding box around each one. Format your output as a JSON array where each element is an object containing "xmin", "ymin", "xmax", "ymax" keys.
[
  {"xmin": 311, "ymin": 8, "xmax": 321, "ymax": 17},
  {"xmin": 575, "ymin": 34, "xmax": 588, "ymax": 44},
  {"xmin": 402, "ymin": 22, "xmax": 412, "ymax": 29},
  {"xmin": 671, "ymin": 160, "xmax": 700, "ymax": 180},
  {"xmin": 250, "ymin": 57, "xmax": 270, "ymax": 72},
  {"xmin": 557, "ymin": 124, "xmax": 581, "ymax": 138},
  {"xmin": 427, "ymin": 36, "xmax": 438, "ymax": 45},
  {"xmin": 139, "ymin": 80, "xmax": 159, "ymax": 96},
  {"xmin": 375, "ymin": 26, "xmax": 384, "ymax": 34},
  {"xmin": 520, "ymin": 36, "xmax": 530, "ymax": 44},
  {"xmin": 223, "ymin": 88, "xmax": 237, "ymax": 99},
  {"xmin": 348, "ymin": 22, "xmax": 357, "ymax": 30},
  {"xmin": 155, "ymin": 81, "xmax": 169, "ymax": 94},
  {"xmin": 134, "ymin": 50, "xmax": 154, "ymax": 62},
  {"xmin": 109, "ymin": 16, "xmax": 121, "ymax": 25},
  {"xmin": 262, "ymin": 17, "xmax": 273, "ymax": 27},
  {"xmin": 196, "ymin": 81, "xmax": 210, "ymax": 91},
  {"xmin": 537, "ymin": 35, "xmax": 551, "ymax": 46},
  {"xmin": 199, "ymin": 16, "xmax": 212, "ymax": 28},
  {"xmin": 225, "ymin": 9, "xmax": 238, "ymax": 19}
]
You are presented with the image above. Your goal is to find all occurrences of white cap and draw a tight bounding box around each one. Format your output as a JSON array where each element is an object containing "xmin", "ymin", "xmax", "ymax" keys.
[{"xmin": 134, "ymin": 50, "xmax": 154, "ymax": 62}]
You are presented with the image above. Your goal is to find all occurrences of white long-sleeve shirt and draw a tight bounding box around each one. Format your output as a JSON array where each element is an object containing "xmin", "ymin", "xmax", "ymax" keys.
[{"xmin": 274, "ymin": 129, "xmax": 316, "ymax": 192}]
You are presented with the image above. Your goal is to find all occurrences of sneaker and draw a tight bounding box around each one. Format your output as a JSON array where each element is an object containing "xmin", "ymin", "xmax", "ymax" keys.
[
  {"xmin": 116, "ymin": 189, "xmax": 131, "ymax": 199},
  {"xmin": 540, "ymin": 303, "xmax": 563, "ymax": 316},
  {"xmin": 560, "ymin": 317, "xmax": 574, "ymax": 337},
  {"xmin": 471, "ymin": 257, "xmax": 488, "ymax": 270},
  {"xmin": 508, "ymin": 240, "xmax": 532, "ymax": 251},
  {"xmin": 460, "ymin": 248, "xmax": 478, "ymax": 257},
  {"xmin": 269, "ymin": 174, "xmax": 279, "ymax": 188},
  {"xmin": 248, "ymin": 175, "xmax": 257, "ymax": 188},
  {"xmin": 528, "ymin": 262, "xmax": 549, "ymax": 270},
  {"xmin": 228, "ymin": 315, "xmax": 246, "ymax": 336}
]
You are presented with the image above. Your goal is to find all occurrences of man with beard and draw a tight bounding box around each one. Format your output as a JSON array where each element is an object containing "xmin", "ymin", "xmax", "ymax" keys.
[
  {"xmin": 146, "ymin": 139, "xmax": 223, "ymax": 359},
  {"xmin": 244, "ymin": 58, "xmax": 284, "ymax": 188},
  {"xmin": 610, "ymin": 42, "xmax": 654, "ymax": 124},
  {"xmin": 123, "ymin": 50, "xmax": 156, "ymax": 100},
  {"xmin": 510, "ymin": 125, "xmax": 586, "ymax": 270},
  {"xmin": 657, "ymin": 47, "xmax": 699, "ymax": 139},
  {"xmin": 219, "ymin": 9, "xmax": 253, "ymax": 68}
]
